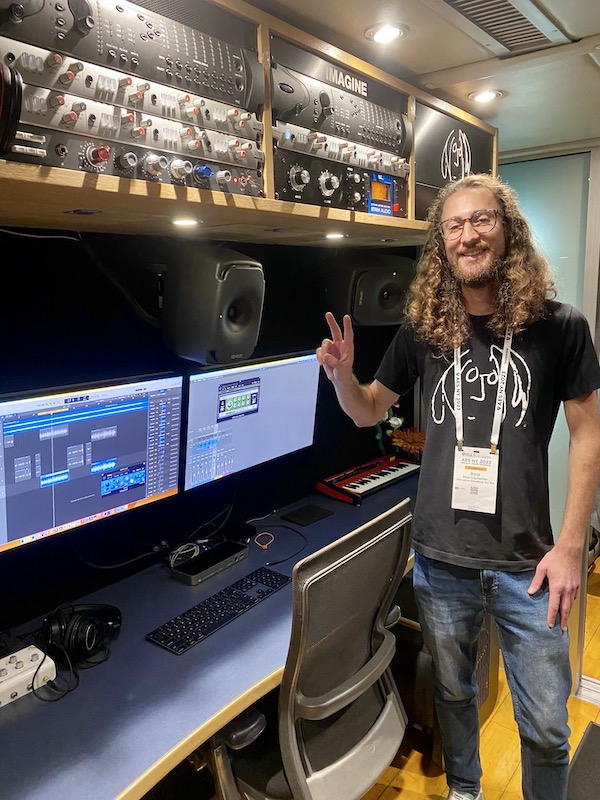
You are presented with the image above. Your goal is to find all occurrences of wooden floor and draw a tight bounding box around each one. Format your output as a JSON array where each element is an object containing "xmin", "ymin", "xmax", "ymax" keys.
[{"xmin": 362, "ymin": 563, "xmax": 600, "ymax": 800}]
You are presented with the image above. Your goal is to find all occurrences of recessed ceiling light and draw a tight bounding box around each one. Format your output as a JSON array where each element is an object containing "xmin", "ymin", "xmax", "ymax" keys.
[
  {"xmin": 325, "ymin": 233, "xmax": 346, "ymax": 240},
  {"xmin": 468, "ymin": 89, "xmax": 503, "ymax": 103},
  {"xmin": 172, "ymin": 218, "xmax": 200, "ymax": 227},
  {"xmin": 364, "ymin": 23, "xmax": 409, "ymax": 44}
]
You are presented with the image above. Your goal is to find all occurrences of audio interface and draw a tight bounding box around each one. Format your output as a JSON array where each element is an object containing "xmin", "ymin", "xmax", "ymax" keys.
[
  {"xmin": 0, "ymin": 36, "xmax": 263, "ymax": 143},
  {"xmin": 273, "ymin": 121, "xmax": 408, "ymax": 178},
  {"xmin": 0, "ymin": 0, "xmax": 265, "ymax": 193},
  {"xmin": 13, "ymin": 78, "xmax": 264, "ymax": 166},
  {"xmin": 271, "ymin": 62, "xmax": 412, "ymax": 158},
  {"xmin": 7, "ymin": 122, "xmax": 263, "ymax": 193},
  {"xmin": 269, "ymin": 36, "xmax": 412, "ymax": 219},
  {"xmin": 0, "ymin": 0, "xmax": 264, "ymax": 112},
  {"xmin": 0, "ymin": 645, "xmax": 56, "ymax": 708},
  {"xmin": 273, "ymin": 148, "xmax": 407, "ymax": 216}
]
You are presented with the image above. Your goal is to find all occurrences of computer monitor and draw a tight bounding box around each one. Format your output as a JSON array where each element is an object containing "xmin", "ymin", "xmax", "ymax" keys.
[
  {"xmin": 184, "ymin": 353, "xmax": 320, "ymax": 490},
  {"xmin": 0, "ymin": 374, "xmax": 183, "ymax": 554}
]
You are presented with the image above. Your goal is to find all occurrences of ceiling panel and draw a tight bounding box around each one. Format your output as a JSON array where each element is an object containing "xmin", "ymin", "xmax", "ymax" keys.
[
  {"xmin": 242, "ymin": 0, "xmax": 600, "ymax": 158},
  {"xmin": 244, "ymin": 0, "xmax": 494, "ymax": 74},
  {"xmin": 541, "ymin": 0, "xmax": 600, "ymax": 37}
]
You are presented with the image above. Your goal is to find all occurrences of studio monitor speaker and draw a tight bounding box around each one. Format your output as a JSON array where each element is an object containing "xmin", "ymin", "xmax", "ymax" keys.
[
  {"xmin": 161, "ymin": 244, "xmax": 265, "ymax": 364},
  {"xmin": 320, "ymin": 253, "xmax": 416, "ymax": 326}
]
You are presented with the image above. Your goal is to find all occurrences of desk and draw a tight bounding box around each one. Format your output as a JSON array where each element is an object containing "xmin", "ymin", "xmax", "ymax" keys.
[{"xmin": 0, "ymin": 481, "xmax": 417, "ymax": 800}]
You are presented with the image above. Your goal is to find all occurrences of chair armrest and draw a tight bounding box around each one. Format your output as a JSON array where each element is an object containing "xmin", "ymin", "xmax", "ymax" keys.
[
  {"xmin": 297, "ymin": 631, "xmax": 396, "ymax": 720},
  {"xmin": 384, "ymin": 604, "xmax": 402, "ymax": 628},
  {"xmin": 220, "ymin": 707, "xmax": 267, "ymax": 750}
]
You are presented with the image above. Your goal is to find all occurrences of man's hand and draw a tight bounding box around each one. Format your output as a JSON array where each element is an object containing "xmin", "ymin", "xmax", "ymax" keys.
[
  {"xmin": 531, "ymin": 391, "xmax": 600, "ymax": 631},
  {"xmin": 316, "ymin": 312, "xmax": 400, "ymax": 428},
  {"xmin": 528, "ymin": 544, "xmax": 582, "ymax": 630},
  {"xmin": 316, "ymin": 312, "xmax": 355, "ymax": 386}
]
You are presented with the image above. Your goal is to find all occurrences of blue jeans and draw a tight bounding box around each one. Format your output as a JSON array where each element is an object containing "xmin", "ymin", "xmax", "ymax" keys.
[{"xmin": 412, "ymin": 553, "xmax": 572, "ymax": 800}]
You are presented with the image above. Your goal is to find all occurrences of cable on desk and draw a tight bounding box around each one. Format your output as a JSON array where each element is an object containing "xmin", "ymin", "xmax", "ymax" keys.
[
  {"xmin": 26, "ymin": 602, "xmax": 118, "ymax": 702},
  {"xmin": 166, "ymin": 537, "xmax": 225, "ymax": 570},
  {"xmin": 246, "ymin": 509, "xmax": 277, "ymax": 524},
  {"xmin": 187, "ymin": 505, "xmax": 233, "ymax": 541},
  {"xmin": 253, "ymin": 524, "xmax": 309, "ymax": 567},
  {"xmin": 71, "ymin": 493, "xmax": 238, "ymax": 573},
  {"xmin": 253, "ymin": 531, "xmax": 275, "ymax": 550},
  {"xmin": 185, "ymin": 486, "xmax": 238, "ymax": 542},
  {"xmin": 167, "ymin": 497, "xmax": 240, "ymax": 570},
  {"xmin": 31, "ymin": 646, "xmax": 80, "ymax": 703},
  {"xmin": 69, "ymin": 538, "xmax": 166, "ymax": 570}
]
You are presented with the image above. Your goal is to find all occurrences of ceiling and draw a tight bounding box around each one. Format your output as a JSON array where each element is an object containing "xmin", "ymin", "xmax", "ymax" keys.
[{"xmin": 242, "ymin": 0, "xmax": 600, "ymax": 162}]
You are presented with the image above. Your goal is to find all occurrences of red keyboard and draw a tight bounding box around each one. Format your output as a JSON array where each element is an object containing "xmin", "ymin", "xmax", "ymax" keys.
[{"xmin": 316, "ymin": 455, "xmax": 420, "ymax": 504}]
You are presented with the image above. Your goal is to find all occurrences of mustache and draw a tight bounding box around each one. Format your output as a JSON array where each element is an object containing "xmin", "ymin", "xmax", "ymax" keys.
[{"xmin": 458, "ymin": 245, "xmax": 489, "ymax": 255}]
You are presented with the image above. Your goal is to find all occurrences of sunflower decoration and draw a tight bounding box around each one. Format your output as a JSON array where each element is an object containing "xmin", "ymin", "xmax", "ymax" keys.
[
  {"xmin": 389, "ymin": 426, "xmax": 426, "ymax": 458},
  {"xmin": 375, "ymin": 404, "xmax": 426, "ymax": 462}
]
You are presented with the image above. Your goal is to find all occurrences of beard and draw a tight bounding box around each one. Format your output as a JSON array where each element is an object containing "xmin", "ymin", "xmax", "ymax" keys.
[{"xmin": 448, "ymin": 248, "xmax": 503, "ymax": 287}]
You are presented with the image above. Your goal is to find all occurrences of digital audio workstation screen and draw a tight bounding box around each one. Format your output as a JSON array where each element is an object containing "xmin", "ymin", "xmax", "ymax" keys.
[
  {"xmin": 185, "ymin": 353, "xmax": 320, "ymax": 491},
  {"xmin": 0, "ymin": 375, "xmax": 183, "ymax": 552}
]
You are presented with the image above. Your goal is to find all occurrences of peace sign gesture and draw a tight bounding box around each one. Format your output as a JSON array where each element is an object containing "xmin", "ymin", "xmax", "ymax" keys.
[{"xmin": 316, "ymin": 312, "xmax": 355, "ymax": 386}]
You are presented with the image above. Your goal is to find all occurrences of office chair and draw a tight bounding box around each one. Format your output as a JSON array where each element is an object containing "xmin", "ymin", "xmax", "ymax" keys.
[{"xmin": 201, "ymin": 498, "xmax": 412, "ymax": 800}]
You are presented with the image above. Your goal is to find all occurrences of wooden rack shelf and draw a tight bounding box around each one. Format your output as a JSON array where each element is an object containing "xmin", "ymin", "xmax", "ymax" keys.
[{"xmin": 0, "ymin": 160, "xmax": 430, "ymax": 246}]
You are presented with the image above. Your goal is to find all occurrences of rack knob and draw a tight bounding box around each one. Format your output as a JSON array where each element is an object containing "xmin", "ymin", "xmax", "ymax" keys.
[
  {"xmin": 85, "ymin": 145, "xmax": 110, "ymax": 165},
  {"xmin": 116, "ymin": 151, "xmax": 138, "ymax": 170},
  {"xmin": 318, "ymin": 172, "xmax": 340, "ymax": 196},
  {"xmin": 170, "ymin": 159, "xmax": 193, "ymax": 180},
  {"xmin": 289, "ymin": 166, "xmax": 310, "ymax": 191},
  {"xmin": 143, "ymin": 153, "xmax": 168, "ymax": 176}
]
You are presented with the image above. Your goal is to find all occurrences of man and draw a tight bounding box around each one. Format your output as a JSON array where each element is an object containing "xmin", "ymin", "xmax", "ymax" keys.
[{"xmin": 316, "ymin": 174, "xmax": 600, "ymax": 800}]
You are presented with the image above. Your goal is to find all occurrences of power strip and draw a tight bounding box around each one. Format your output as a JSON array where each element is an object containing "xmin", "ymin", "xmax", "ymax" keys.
[{"xmin": 0, "ymin": 645, "xmax": 56, "ymax": 708}]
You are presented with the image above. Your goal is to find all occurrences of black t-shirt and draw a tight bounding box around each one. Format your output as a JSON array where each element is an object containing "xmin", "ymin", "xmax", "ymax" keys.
[{"xmin": 375, "ymin": 301, "xmax": 600, "ymax": 570}]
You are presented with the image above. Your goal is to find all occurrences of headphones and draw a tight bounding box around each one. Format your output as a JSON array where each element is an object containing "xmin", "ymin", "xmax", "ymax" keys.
[
  {"xmin": 42, "ymin": 603, "xmax": 122, "ymax": 665},
  {"xmin": 0, "ymin": 63, "xmax": 23, "ymax": 156}
]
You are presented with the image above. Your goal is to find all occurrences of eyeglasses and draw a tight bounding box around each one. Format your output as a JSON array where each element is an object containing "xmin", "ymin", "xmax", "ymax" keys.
[{"xmin": 439, "ymin": 208, "xmax": 503, "ymax": 240}]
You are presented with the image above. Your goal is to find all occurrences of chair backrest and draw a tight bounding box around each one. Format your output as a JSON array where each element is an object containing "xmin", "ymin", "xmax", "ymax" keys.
[{"xmin": 278, "ymin": 498, "xmax": 412, "ymax": 800}]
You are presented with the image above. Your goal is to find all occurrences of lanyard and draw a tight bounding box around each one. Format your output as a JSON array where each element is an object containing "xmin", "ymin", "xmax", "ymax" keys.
[{"xmin": 453, "ymin": 328, "xmax": 513, "ymax": 453}]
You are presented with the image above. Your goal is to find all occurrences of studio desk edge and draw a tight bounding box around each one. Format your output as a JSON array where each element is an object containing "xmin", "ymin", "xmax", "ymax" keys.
[{"xmin": 0, "ymin": 479, "xmax": 418, "ymax": 800}]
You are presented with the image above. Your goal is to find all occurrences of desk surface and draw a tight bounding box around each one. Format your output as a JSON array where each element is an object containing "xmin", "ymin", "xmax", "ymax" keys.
[{"xmin": 0, "ymin": 482, "xmax": 417, "ymax": 800}]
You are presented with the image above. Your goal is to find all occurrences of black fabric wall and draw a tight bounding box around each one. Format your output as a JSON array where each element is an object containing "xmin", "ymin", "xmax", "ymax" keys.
[{"xmin": 0, "ymin": 230, "xmax": 416, "ymax": 630}]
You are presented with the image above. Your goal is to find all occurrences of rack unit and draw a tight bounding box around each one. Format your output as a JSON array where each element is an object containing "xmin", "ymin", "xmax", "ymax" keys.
[{"xmin": 0, "ymin": 0, "xmax": 497, "ymax": 246}]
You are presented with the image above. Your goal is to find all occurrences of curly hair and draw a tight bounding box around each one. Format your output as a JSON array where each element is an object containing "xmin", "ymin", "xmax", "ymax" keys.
[{"xmin": 406, "ymin": 173, "xmax": 556, "ymax": 351}]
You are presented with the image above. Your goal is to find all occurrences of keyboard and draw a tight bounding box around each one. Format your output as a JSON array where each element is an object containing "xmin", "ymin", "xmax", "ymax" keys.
[
  {"xmin": 316, "ymin": 454, "xmax": 420, "ymax": 504},
  {"xmin": 146, "ymin": 566, "xmax": 291, "ymax": 655}
]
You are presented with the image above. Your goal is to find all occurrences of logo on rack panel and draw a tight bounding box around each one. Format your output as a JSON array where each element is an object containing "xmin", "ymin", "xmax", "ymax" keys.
[
  {"xmin": 325, "ymin": 66, "xmax": 368, "ymax": 97},
  {"xmin": 440, "ymin": 129, "xmax": 473, "ymax": 181}
]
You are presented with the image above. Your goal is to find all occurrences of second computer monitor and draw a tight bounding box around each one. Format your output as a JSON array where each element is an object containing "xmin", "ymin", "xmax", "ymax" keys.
[{"xmin": 184, "ymin": 353, "xmax": 320, "ymax": 490}]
